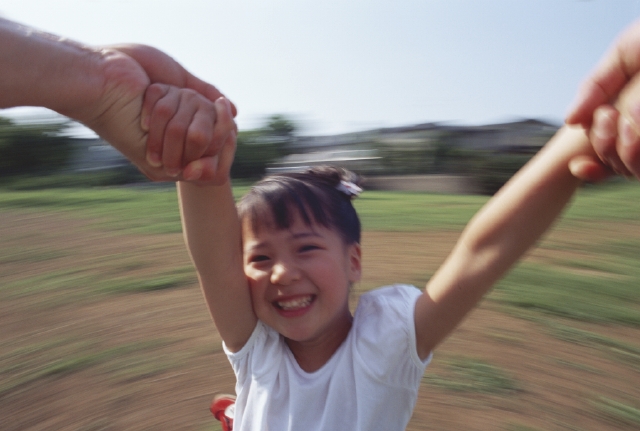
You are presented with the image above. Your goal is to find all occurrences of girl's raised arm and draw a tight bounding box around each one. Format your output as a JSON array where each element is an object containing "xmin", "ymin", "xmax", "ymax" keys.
[
  {"xmin": 413, "ymin": 125, "xmax": 595, "ymax": 359},
  {"xmin": 178, "ymin": 181, "xmax": 258, "ymax": 352}
]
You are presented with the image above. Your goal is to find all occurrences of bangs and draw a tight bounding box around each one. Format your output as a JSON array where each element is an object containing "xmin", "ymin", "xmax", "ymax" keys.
[
  {"xmin": 237, "ymin": 167, "xmax": 361, "ymax": 245},
  {"xmin": 237, "ymin": 178, "xmax": 331, "ymax": 235}
]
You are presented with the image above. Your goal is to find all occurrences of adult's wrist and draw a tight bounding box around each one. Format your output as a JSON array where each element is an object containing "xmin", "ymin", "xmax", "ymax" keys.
[{"xmin": 0, "ymin": 18, "xmax": 105, "ymax": 116}]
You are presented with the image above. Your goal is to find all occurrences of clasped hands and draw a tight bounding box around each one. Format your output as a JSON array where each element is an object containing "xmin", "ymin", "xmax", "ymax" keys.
[{"xmin": 79, "ymin": 43, "xmax": 237, "ymax": 185}]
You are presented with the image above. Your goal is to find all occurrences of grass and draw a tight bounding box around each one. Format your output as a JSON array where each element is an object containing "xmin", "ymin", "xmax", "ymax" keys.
[
  {"xmin": 355, "ymin": 190, "xmax": 486, "ymax": 231},
  {"xmin": 591, "ymin": 396, "xmax": 640, "ymax": 427},
  {"xmin": 424, "ymin": 356, "xmax": 519, "ymax": 394},
  {"xmin": 543, "ymin": 321, "xmax": 640, "ymax": 370},
  {"xmin": 0, "ymin": 338, "xmax": 173, "ymax": 397},
  {"xmin": 2, "ymin": 178, "xmax": 640, "ymax": 231},
  {"xmin": 0, "ymin": 186, "xmax": 182, "ymax": 234},
  {"xmin": 491, "ymin": 262, "xmax": 640, "ymax": 326},
  {"xmin": 2, "ymin": 182, "xmax": 639, "ymax": 323},
  {"xmin": 0, "ymin": 247, "xmax": 68, "ymax": 264},
  {"xmin": 1, "ymin": 268, "xmax": 197, "ymax": 305},
  {"xmin": 562, "ymin": 180, "xmax": 640, "ymax": 222},
  {"xmin": 1, "ymin": 180, "xmax": 639, "ymax": 428},
  {"xmin": 504, "ymin": 426, "xmax": 543, "ymax": 431}
]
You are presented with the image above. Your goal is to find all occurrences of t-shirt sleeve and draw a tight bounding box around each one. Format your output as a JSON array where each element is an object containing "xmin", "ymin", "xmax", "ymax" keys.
[
  {"xmin": 224, "ymin": 321, "xmax": 283, "ymax": 383},
  {"xmin": 353, "ymin": 284, "xmax": 431, "ymax": 388}
]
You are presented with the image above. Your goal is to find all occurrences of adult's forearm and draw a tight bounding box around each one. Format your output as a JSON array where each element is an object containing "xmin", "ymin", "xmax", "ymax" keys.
[{"xmin": 0, "ymin": 18, "xmax": 104, "ymax": 116}]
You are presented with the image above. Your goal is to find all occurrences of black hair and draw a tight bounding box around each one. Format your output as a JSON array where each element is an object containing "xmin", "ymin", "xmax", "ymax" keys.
[{"xmin": 237, "ymin": 166, "xmax": 362, "ymax": 245}]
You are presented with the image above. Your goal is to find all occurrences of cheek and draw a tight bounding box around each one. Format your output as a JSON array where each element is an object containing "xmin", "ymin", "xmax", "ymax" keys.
[{"xmin": 244, "ymin": 268, "xmax": 266, "ymax": 297}]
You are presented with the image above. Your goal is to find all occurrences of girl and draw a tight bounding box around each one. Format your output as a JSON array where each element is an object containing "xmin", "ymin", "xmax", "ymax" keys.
[{"xmin": 142, "ymin": 84, "xmax": 617, "ymax": 430}]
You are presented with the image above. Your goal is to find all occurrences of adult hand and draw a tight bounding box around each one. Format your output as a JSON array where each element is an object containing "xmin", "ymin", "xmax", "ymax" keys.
[
  {"xmin": 0, "ymin": 18, "xmax": 235, "ymax": 182},
  {"xmin": 121, "ymin": 45, "xmax": 239, "ymax": 182},
  {"xmin": 77, "ymin": 45, "xmax": 237, "ymax": 182},
  {"xmin": 566, "ymin": 18, "xmax": 640, "ymax": 180}
]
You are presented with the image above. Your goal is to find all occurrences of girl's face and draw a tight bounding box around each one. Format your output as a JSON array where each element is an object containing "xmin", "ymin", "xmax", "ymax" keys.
[{"xmin": 242, "ymin": 212, "xmax": 361, "ymax": 346}]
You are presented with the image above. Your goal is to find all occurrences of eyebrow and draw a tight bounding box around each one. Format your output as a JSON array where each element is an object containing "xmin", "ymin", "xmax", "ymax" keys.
[
  {"xmin": 291, "ymin": 231, "xmax": 322, "ymax": 240},
  {"xmin": 245, "ymin": 230, "xmax": 322, "ymax": 251}
]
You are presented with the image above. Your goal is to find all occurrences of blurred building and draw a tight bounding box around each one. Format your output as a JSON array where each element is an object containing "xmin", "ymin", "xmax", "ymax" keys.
[
  {"xmin": 268, "ymin": 118, "xmax": 560, "ymax": 193},
  {"xmin": 66, "ymin": 119, "xmax": 560, "ymax": 193}
]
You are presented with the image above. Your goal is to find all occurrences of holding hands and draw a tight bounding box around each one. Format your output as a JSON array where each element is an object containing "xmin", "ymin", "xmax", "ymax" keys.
[
  {"xmin": 141, "ymin": 83, "xmax": 237, "ymax": 184},
  {"xmin": 567, "ymin": 18, "xmax": 640, "ymax": 180},
  {"xmin": 0, "ymin": 17, "xmax": 237, "ymax": 183},
  {"xmin": 80, "ymin": 44, "xmax": 237, "ymax": 183}
]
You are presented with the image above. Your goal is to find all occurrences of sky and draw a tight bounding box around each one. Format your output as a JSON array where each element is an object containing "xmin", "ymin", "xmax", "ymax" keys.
[{"xmin": 1, "ymin": 0, "xmax": 639, "ymax": 137}]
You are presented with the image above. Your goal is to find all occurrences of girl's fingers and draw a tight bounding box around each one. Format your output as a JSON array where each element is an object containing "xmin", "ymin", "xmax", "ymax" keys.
[
  {"xmin": 184, "ymin": 73, "xmax": 239, "ymax": 117},
  {"xmin": 182, "ymin": 158, "xmax": 206, "ymax": 182},
  {"xmin": 590, "ymin": 105, "xmax": 630, "ymax": 176},
  {"xmin": 216, "ymin": 130, "xmax": 238, "ymax": 181},
  {"xmin": 143, "ymin": 83, "xmax": 171, "ymax": 168},
  {"xmin": 183, "ymin": 105, "xmax": 215, "ymax": 164},
  {"xmin": 183, "ymin": 131, "xmax": 237, "ymax": 184},
  {"xmin": 566, "ymin": 18, "xmax": 640, "ymax": 127},
  {"xmin": 568, "ymin": 155, "xmax": 612, "ymax": 183},
  {"xmin": 145, "ymin": 85, "xmax": 238, "ymax": 182},
  {"xmin": 204, "ymin": 98, "xmax": 236, "ymax": 158},
  {"xmin": 161, "ymin": 91, "xmax": 198, "ymax": 177},
  {"xmin": 618, "ymin": 116, "xmax": 640, "ymax": 178},
  {"xmin": 184, "ymin": 156, "xmax": 219, "ymax": 183},
  {"xmin": 148, "ymin": 85, "xmax": 184, "ymax": 173},
  {"xmin": 615, "ymin": 75, "xmax": 640, "ymax": 179}
]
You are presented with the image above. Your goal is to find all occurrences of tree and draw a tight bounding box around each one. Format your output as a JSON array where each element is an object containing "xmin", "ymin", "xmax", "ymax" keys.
[
  {"xmin": 231, "ymin": 115, "xmax": 297, "ymax": 179},
  {"xmin": 265, "ymin": 114, "xmax": 296, "ymax": 140},
  {"xmin": 0, "ymin": 116, "xmax": 74, "ymax": 177}
]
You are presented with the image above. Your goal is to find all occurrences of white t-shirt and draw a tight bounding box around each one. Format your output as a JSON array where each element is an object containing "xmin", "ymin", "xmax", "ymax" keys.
[{"xmin": 224, "ymin": 284, "xmax": 432, "ymax": 431}]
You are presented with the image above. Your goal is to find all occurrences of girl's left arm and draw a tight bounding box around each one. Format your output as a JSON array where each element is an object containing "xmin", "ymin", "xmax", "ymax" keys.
[{"xmin": 414, "ymin": 125, "xmax": 594, "ymax": 359}]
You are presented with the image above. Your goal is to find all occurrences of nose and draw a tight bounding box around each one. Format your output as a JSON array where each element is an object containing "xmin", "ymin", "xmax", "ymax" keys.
[{"xmin": 270, "ymin": 259, "xmax": 300, "ymax": 285}]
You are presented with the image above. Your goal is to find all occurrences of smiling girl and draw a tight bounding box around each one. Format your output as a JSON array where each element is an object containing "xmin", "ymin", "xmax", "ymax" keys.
[{"xmin": 142, "ymin": 80, "xmax": 618, "ymax": 430}]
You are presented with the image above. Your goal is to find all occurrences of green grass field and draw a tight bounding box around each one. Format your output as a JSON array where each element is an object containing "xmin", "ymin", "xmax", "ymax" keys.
[
  {"xmin": 1, "ymin": 180, "xmax": 639, "ymax": 326},
  {"xmin": 1, "ymin": 179, "xmax": 639, "ymax": 430}
]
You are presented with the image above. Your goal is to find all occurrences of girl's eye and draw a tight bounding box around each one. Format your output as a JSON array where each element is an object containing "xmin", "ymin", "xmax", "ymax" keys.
[
  {"xmin": 299, "ymin": 244, "xmax": 320, "ymax": 253},
  {"xmin": 249, "ymin": 255, "xmax": 270, "ymax": 263}
]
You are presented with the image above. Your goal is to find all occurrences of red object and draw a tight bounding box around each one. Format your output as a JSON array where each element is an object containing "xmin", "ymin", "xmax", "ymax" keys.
[{"xmin": 211, "ymin": 394, "xmax": 235, "ymax": 431}]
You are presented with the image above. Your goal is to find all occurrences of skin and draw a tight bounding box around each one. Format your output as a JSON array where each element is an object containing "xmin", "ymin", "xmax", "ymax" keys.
[
  {"xmin": 176, "ymin": 125, "xmax": 596, "ymax": 369},
  {"xmin": 144, "ymin": 77, "xmax": 605, "ymax": 371},
  {"xmin": 142, "ymin": 84, "xmax": 237, "ymax": 184},
  {"xmin": 580, "ymin": 77, "xmax": 640, "ymax": 179},
  {"xmin": 566, "ymin": 18, "xmax": 640, "ymax": 180},
  {"xmin": 0, "ymin": 17, "xmax": 236, "ymax": 182},
  {"xmin": 242, "ymin": 214, "xmax": 361, "ymax": 372},
  {"xmin": 136, "ymin": 21, "xmax": 637, "ymax": 427}
]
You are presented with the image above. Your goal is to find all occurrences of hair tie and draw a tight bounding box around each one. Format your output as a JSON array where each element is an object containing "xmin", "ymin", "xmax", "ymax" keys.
[{"xmin": 336, "ymin": 180, "xmax": 362, "ymax": 198}]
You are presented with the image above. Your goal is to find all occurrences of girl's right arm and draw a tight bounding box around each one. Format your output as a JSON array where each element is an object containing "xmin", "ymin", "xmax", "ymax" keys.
[
  {"xmin": 178, "ymin": 182, "xmax": 258, "ymax": 352},
  {"xmin": 143, "ymin": 83, "xmax": 257, "ymax": 352}
]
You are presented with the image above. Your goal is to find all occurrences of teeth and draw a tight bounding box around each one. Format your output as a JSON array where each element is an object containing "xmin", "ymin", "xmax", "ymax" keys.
[{"xmin": 277, "ymin": 296, "xmax": 313, "ymax": 310}]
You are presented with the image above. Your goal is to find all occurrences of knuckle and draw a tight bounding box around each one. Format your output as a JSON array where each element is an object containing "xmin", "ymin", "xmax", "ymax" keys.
[
  {"xmin": 165, "ymin": 121, "xmax": 183, "ymax": 137},
  {"xmin": 147, "ymin": 83, "xmax": 167, "ymax": 97},
  {"xmin": 180, "ymin": 88, "xmax": 199, "ymax": 102},
  {"xmin": 187, "ymin": 128, "xmax": 209, "ymax": 149},
  {"xmin": 155, "ymin": 102, "xmax": 175, "ymax": 121}
]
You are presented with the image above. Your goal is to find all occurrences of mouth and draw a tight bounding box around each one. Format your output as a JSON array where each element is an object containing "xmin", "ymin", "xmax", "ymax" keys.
[{"xmin": 274, "ymin": 295, "xmax": 315, "ymax": 311}]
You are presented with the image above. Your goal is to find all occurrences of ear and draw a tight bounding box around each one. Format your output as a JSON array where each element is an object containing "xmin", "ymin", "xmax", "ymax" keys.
[{"xmin": 347, "ymin": 242, "xmax": 362, "ymax": 283}]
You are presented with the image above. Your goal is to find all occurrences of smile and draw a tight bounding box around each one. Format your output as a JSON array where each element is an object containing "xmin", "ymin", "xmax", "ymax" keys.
[{"xmin": 275, "ymin": 295, "xmax": 315, "ymax": 311}]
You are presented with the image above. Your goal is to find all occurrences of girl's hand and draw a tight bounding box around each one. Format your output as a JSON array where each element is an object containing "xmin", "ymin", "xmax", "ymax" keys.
[
  {"xmin": 566, "ymin": 18, "xmax": 640, "ymax": 181},
  {"xmin": 568, "ymin": 73, "xmax": 640, "ymax": 181},
  {"xmin": 142, "ymin": 83, "xmax": 237, "ymax": 185}
]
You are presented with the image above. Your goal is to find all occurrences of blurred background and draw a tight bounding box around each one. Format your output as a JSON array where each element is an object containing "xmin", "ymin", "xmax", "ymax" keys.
[{"xmin": 0, "ymin": 0, "xmax": 638, "ymax": 192}]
